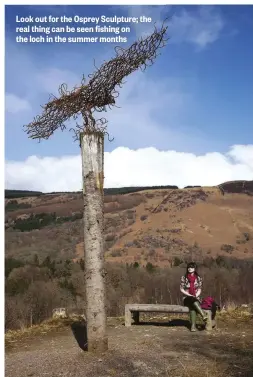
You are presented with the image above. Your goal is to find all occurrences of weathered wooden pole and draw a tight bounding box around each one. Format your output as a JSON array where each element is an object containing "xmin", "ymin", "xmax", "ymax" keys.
[
  {"xmin": 23, "ymin": 21, "xmax": 169, "ymax": 353},
  {"xmin": 80, "ymin": 130, "xmax": 108, "ymax": 353}
]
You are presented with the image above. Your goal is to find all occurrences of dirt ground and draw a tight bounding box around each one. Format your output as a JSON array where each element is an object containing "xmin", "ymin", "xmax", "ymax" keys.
[{"xmin": 5, "ymin": 315, "xmax": 253, "ymax": 377}]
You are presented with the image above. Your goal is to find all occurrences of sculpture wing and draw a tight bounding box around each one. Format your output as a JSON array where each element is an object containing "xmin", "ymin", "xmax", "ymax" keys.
[{"xmin": 24, "ymin": 22, "xmax": 168, "ymax": 140}]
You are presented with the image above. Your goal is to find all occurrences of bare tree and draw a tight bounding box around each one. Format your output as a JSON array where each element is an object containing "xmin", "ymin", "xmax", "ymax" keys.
[{"xmin": 23, "ymin": 22, "xmax": 169, "ymax": 352}]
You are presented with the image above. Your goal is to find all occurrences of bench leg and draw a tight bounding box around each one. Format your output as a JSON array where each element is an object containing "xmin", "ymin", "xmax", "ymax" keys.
[
  {"xmin": 125, "ymin": 306, "xmax": 132, "ymax": 327},
  {"xmin": 133, "ymin": 311, "xmax": 140, "ymax": 325},
  {"xmin": 212, "ymin": 317, "xmax": 218, "ymax": 329},
  {"xmin": 203, "ymin": 309, "xmax": 212, "ymax": 331}
]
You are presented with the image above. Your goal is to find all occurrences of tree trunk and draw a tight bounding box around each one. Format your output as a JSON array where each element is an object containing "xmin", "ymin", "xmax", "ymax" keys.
[
  {"xmin": 80, "ymin": 131, "xmax": 108, "ymax": 353},
  {"xmin": 30, "ymin": 310, "xmax": 33, "ymax": 327}
]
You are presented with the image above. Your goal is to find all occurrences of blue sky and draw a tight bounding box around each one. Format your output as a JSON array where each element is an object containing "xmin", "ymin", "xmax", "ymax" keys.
[{"xmin": 4, "ymin": 5, "xmax": 253, "ymax": 191}]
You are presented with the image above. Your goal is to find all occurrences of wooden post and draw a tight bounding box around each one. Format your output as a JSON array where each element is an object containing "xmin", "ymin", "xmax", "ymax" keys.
[
  {"xmin": 125, "ymin": 305, "xmax": 132, "ymax": 327},
  {"xmin": 80, "ymin": 131, "xmax": 108, "ymax": 353},
  {"xmin": 212, "ymin": 317, "xmax": 217, "ymax": 329},
  {"xmin": 203, "ymin": 309, "xmax": 212, "ymax": 331}
]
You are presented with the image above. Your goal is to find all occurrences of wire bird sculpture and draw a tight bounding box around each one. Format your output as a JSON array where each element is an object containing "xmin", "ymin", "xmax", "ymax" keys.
[{"xmin": 24, "ymin": 21, "xmax": 169, "ymax": 141}]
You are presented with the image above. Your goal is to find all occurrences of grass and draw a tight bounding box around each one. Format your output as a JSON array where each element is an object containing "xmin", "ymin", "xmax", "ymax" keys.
[
  {"xmin": 218, "ymin": 307, "xmax": 252, "ymax": 322},
  {"xmin": 5, "ymin": 317, "xmax": 80, "ymax": 348},
  {"xmin": 166, "ymin": 360, "xmax": 229, "ymax": 377},
  {"xmin": 140, "ymin": 306, "xmax": 253, "ymax": 328},
  {"xmin": 5, "ymin": 308, "xmax": 253, "ymax": 350},
  {"xmin": 5, "ymin": 315, "xmax": 125, "ymax": 349}
]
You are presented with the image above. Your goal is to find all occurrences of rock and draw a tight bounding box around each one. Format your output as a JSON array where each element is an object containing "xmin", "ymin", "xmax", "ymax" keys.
[{"xmin": 132, "ymin": 361, "xmax": 147, "ymax": 368}]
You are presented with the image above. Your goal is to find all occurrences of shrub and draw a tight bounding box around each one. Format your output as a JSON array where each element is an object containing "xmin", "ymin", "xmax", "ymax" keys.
[
  {"xmin": 11, "ymin": 212, "xmax": 83, "ymax": 232},
  {"xmin": 105, "ymin": 240, "xmax": 116, "ymax": 251},
  {"xmin": 236, "ymin": 239, "xmax": 246, "ymax": 244},
  {"xmin": 111, "ymin": 250, "xmax": 122, "ymax": 257},
  {"xmin": 148, "ymin": 249, "xmax": 156, "ymax": 257},
  {"xmin": 105, "ymin": 234, "xmax": 116, "ymax": 242},
  {"xmin": 220, "ymin": 244, "xmax": 234, "ymax": 253},
  {"xmin": 146, "ymin": 262, "xmax": 155, "ymax": 273},
  {"xmin": 133, "ymin": 239, "xmax": 142, "ymax": 248},
  {"xmin": 140, "ymin": 215, "xmax": 148, "ymax": 221},
  {"xmin": 5, "ymin": 257, "xmax": 25, "ymax": 278},
  {"xmin": 126, "ymin": 210, "xmax": 136, "ymax": 220},
  {"xmin": 243, "ymin": 232, "xmax": 251, "ymax": 241},
  {"xmin": 173, "ymin": 257, "xmax": 183, "ymax": 266},
  {"xmin": 124, "ymin": 241, "xmax": 135, "ymax": 248},
  {"xmin": 5, "ymin": 200, "xmax": 32, "ymax": 212},
  {"xmin": 145, "ymin": 193, "xmax": 154, "ymax": 199}
]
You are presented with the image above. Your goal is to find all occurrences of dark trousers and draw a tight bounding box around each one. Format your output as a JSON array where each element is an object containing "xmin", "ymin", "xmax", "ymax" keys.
[
  {"xmin": 184, "ymin": 297, "xmax": 218, "ymax": 320},
  {"xmin": 183, "ymin": 296, "xmax": 199, "ymax": 310}
]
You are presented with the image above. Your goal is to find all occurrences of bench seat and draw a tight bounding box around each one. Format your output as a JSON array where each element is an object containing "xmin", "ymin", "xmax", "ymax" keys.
[{"xmin": 125, "ymin": 304, "xmax": 189, "ymax": 327}]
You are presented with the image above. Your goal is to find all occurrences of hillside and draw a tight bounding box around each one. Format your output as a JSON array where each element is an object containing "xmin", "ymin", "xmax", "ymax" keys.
[{"xmin": 5, "ymin": 180, "xmax": 253, "ymax": 264}]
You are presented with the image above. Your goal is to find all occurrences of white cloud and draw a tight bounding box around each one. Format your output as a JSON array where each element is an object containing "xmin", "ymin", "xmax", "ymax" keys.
[
  {"xmin": 169, "ymin": 6, "xmax": 224, "ymax": 48},
  {"xmin": 126, "ymin": 5, "xmax": 224, "ymax": 48},
  {"xmin": 5, "ymin": 145, "xmax": 253, "ymax": 192},
  {"xmin": 5, "ymin": 94, "xmax": 31, "ymax": 113}
]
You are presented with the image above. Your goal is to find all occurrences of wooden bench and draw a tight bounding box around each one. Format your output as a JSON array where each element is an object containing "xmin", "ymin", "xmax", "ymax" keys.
[
  {"xmin": 125, "ymin": 304, "xmax": 189, "ymax": 327},
  {"xmin": 125, "ymin": 304, "xmax": 214, "ymax": 330}
]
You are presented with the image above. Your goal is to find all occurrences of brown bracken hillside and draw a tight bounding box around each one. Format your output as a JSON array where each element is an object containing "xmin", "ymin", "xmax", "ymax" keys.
[{"xmin": 5, "ymin": 180, "xmax": 253, "ymax": 265}]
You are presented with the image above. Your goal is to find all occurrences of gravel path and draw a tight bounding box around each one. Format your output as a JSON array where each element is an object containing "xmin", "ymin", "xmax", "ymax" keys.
[{"xmin": 5, "ymin": 319, "xmax": 253, "ymax": 377}]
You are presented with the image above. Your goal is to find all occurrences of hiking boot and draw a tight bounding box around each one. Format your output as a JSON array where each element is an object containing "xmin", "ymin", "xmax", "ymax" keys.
[{"xmin": 191, "ymin": 324, "xmax": 197, "ymax": 332}]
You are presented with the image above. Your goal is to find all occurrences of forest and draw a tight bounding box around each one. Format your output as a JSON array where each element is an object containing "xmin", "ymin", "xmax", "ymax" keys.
[{"xmin": 5, "ymin": 255, "xmax": 253, "ymax": 331}]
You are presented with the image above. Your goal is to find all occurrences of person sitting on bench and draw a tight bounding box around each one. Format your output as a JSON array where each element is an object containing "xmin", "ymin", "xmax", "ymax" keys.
[{"xmin": 180, "ymin": 262, "xmax": 208, "ymax": 332}]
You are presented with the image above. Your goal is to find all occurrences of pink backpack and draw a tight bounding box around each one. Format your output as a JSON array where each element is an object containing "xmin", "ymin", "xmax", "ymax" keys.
[{"xmin": 201, "ymin": 296, "xmax": 215, "ymax": 310}]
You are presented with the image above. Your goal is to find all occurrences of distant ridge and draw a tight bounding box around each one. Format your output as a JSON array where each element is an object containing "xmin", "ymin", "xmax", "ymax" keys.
[
  {"xmin": 5, "ymin": 190, "xmax": 44, "ymax": 199},
  {"xmin": 218, "ymin": 180, "xmax": 253, "ymax": 195},
  {"xmin": 5, "ymin": 180, "xmax": 253, "ymax": 199},
  {"xmin": 5, "ymin": 186, "xmax": 179, "ymax": 199}
]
